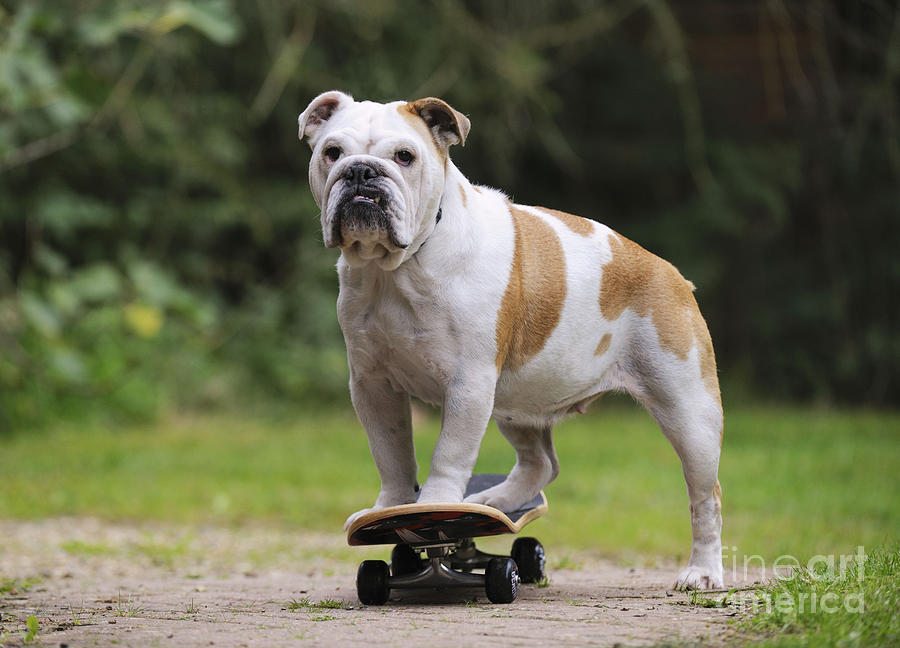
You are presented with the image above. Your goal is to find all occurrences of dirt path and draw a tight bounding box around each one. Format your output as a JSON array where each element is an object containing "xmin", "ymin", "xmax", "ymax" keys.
[{"xmin": 0, "ymin": 519, "xmax": 755, "ymax": 647}]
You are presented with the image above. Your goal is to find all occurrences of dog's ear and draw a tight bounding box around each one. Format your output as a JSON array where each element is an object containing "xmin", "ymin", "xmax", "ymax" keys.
[
  {"xmin": 406, "ymin": 97, "xmax": 470, "ymax": 148},
  {"xmin": 298, "ymin": 91, "xmax": 352, "ymax": 145}
]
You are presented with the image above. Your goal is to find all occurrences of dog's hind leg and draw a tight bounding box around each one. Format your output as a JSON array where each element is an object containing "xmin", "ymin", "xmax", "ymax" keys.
[
  {"xmin": 464, "ymin": 421, "xmax": 559, "ymax": 511},
  {"xmin": 625, "ymin": 350, "xmax": 724, "ymax": 590},
  {"xmin": 659, "ymin": 401, "xmax": 723, "ymax": 590}
]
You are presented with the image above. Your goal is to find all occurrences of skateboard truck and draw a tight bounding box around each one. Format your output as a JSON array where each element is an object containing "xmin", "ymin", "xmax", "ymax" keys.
[
  {"xmin": 348, "ymin": 474, "xmax": 548, "ymax": 604},
  {"xmin": 389, "ymin": 544, "xmax": 492, "ymax": 591}
]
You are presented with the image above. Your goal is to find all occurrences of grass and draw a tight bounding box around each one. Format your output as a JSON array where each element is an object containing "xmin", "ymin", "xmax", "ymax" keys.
[
  {"xmin": 688, "ymin": 588, "xmax": 738, "ymax": 608},
  {"xmin": 286, "ymin": 597, "xmax": 348, "ymax": 611},
  {"xmin": 69, "ymin": 602, "xmax": 88, "ymax": 626},
  {"xmin": 0, "ymin": 577, "xmax": 40, "ymax": 596},
  {"xmin": 739, "ymin": 543, "xmax": 899, "ymax": 647},
  {"xmin": 60, "ymin": 540, "xmax": 116, "ymax": 557},
  {"xmin": 113, "ymin": 592, "xmax": 144, "ymax": 618},
  {"xmin": 1, "ymin": 400, "xmax": 896, "ymax": 563},
  {"xmin": 549, "ymin": 555, "xmax": 583, "ymax": 570},
  {"xmin": 3, "ymin": 403, "xmax": 896, "ymax": 645}
]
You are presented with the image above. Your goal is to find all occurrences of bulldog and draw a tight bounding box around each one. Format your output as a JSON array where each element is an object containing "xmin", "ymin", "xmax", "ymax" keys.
[{"xmin": 298, "ymin": 91, "xmax": 724, "ymax": 590}]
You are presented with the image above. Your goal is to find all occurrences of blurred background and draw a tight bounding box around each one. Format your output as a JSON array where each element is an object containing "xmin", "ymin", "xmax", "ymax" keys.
[
  {"xmin": 1, "ymin": 9, "xmax": 898, "ymax": 644},
  {"xmin": 1, "ymin": 0, "xmax": 899, "ymax": 431},
  {"xmin": 0, "ymin": 0, "xmax": 899, "ymax": 586}
]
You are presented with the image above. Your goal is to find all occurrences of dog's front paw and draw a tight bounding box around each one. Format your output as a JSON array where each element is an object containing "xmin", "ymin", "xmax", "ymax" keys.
[
  {"xmin": 343, "ymin": 507, "xmax": 381, "ymax": 531},
  {"xmin": 416, "ymin": 487, "xmax": 463, "ymax": 505},
  {"xmin": 344, "ymin": 490, "xmax": 418, "ymax": 531},
  {"xmin": 463, "ymin": 482, "xmax": 532, "ymax": 513},
  {"xmin": 674, "ymin": 564, "xmax": 724, "ymax": 590}
]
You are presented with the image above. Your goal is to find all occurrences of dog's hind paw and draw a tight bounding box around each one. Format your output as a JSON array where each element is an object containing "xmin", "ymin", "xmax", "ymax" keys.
[
  {"xmin": 463, "ymin": 482, "xmax": 532, "ymax": 513},
  {"xmin": 674, "ymin": 565, "xmax": 724, "ymax": 590}
]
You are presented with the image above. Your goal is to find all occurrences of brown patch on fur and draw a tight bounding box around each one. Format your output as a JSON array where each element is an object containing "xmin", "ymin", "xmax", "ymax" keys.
[
  {"xmin": 397, "ymin": 104, "xmax": 443, "ymax": 159},
  {"xmin": 594, "ymin": 333, "xmax": 612, "ymax": 356},
  {"xmin": 458, "ymin": 184, "xmax": 467, "ymax": 208},
  {"xmin": 713, "ymin": 480, "xmax": 722, "ymax": 501},
  {"xmin": 473, "ymin": 186, "xmax": 483, "ymax": 194},
  {"xmin": 402, "ymin": 98, "xmax": 469, "ymax": 149},
  {"xmin": 495, "ymin": 207, "xmax": 567, "ymax": 372},
  {"xmin": 537, "ymin": 207, "xmax": 595, "ymax": 237},
  {"xmin": 693, "ymin": 310, "xmax": 720, "ymax": 403},
  {"xmin": 600, "ymin": 233, "xmax": 720, "ymax": 402}
]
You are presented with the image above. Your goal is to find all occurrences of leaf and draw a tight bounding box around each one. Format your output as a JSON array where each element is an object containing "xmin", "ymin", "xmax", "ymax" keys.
[
  {"xmin": 70, "ymin": 264, "xmax": 122, "ymax": 302},
  {"xmin": 128, "ymin": 261, "xmax": 180, "ymax": 307},
  {"xmin": 23, "ymin": 614, "xmax": 39, "ymax": 642},
  {"xmin": 151, "ymin": 1, "xmax": 241, "ymax": 45},
  {"xmin": 5, "ymin": 3, "xmax": 37, "ymax": 51},
  {"xmin": 123, "ymin": 303, "xmax": 164, "ymax": 338},
  {"xmin": 44, "ymin": 91, "xmax": 90, "ymax": 127},
  {"xmin": 36, "ymin": 190, "xmax": 115, "ymax": 235},
  {"xmin": 33, "ymin": 245, "xmax": 68, "ymax": 276},
  {"xmin": 47, "ymin": 281, "xmax": 81, "ymax": 317},
  {"xmin": 19, "ymin": 292, "xmax": 61, "ymax": 338},
  {"xmin": 47, "ymin": 346, "xmax": 88, "ymax": 384},
  {"xmin": 76, "ymin": 2, "xmax": 239, "ymax": 48},
  {"xmin": 77, "ymin": 6, "xmax": 159, "ymax": 47}
]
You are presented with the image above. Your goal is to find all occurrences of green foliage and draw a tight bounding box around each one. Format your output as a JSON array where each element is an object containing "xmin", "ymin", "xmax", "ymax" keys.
[
  {"xmin": 21, "ymin": 615, "xmax": 38, "ymax": 643},
  {"xmin": 0, "ymin": 0, "xmax": 347, "ymax": 429},
  {"xmin": 0, "ymin": 1, "xmax": 897, "ymax": 430}
]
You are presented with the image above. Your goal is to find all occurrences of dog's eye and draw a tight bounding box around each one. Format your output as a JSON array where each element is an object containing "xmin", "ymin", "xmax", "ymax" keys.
[
  {"xmin": 394, "ymin": 149, "xmax": 414, "ymax": 167},
  {"xmin": 324, "ymin": 146, "xmax": 342, "ymax": 163}
]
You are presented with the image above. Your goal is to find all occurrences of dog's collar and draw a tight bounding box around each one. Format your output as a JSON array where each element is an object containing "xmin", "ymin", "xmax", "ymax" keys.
[{"xmin": 412, "ymin": 203, "xmax": 442, "ymax": 261}]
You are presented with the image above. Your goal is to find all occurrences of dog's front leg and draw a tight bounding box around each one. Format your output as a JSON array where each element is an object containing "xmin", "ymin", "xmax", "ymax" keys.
[
  {"xmin": 343, "ymin": 376, "xmax": 418, "ymax": 530},
  {"xmin": 417, "ymin": 371, "xmax": 496, "ymax": 504}
]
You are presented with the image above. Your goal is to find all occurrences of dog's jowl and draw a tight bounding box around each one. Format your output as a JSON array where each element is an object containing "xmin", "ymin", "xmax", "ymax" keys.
[{"xmin": 298, "ymin": 91, "xmax": 724, "ymax": 590}]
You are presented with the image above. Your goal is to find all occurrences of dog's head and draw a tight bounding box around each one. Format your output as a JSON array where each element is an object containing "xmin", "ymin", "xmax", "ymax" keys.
[{"xmin": 298, "ymin": 91, "xmax": 469, "ymax": 270}]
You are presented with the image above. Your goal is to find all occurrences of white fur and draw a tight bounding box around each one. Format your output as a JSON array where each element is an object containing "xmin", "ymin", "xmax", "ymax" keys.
[{"xmin": 299, "ymin": 92, "xmax": 724, "ymax": 590}]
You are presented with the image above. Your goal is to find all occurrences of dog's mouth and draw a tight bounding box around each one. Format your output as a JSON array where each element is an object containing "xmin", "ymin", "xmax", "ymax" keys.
[
  {"xmin": 351, "ymin": 194, "xmax": 382, "ymax": 206},
  {"xmin": 321, "ymin": 162, "xmax": 411, "ymax": 264},
  {"xmin": 330, "ymin": 187, "xmax": 407, "ymax": 252},
  {"xmin": 337, "ymin": 186, "xmax": 389, "ymax": 228}
]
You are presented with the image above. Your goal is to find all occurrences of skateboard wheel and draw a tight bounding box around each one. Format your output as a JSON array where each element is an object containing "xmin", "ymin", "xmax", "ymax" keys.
[
  {"xmin": 485, "ymin": 557, "xmax": 519, "ymax": 604},
  {"xmin": 390, "ymin": 544, "xmax": 423, "ymax": 577},
  {"xmin": 511, "ymin": 537, "xmax": 546, "ymax": 583},
  {"xmin": 357, "ymin": 560, "xmax": 390, "ymax": 605}
]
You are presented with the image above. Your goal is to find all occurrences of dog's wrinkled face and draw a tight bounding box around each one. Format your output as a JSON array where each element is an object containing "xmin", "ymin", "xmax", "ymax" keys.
[{"xmin": 299, "ymin": 91, "xmax": 469, "ymax": 270}]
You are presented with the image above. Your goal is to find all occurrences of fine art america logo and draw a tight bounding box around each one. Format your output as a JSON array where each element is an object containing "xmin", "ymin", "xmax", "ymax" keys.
[{"xmin": 721, "ymin": 546, "xmax": 867, "ymax": 614}]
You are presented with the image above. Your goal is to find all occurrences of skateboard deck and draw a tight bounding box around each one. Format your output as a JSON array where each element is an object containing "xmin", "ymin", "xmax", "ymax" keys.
[{"xmin": 347, "ymin": 474, "xmax": 548, "ymax": 546}]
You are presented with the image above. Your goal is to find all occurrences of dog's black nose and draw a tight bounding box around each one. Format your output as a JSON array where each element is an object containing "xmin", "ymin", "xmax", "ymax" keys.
[{"xmin": 344, "ymin": 162, "xmax": 378, "ymax": 184}]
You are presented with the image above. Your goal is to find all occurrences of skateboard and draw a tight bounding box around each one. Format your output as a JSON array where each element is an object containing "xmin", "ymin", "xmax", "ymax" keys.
[{"xmin": 346, "ymin": 473, "xmax": 548, "ymax": 605}]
